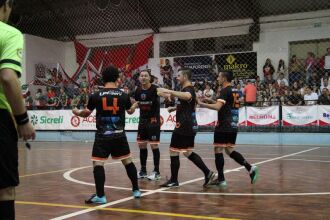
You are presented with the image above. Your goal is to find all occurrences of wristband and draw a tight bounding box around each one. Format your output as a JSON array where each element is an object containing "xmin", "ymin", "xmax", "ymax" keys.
[{"xmin": 14, "ymin": 112, "xmax": 29, "ymax": 125}]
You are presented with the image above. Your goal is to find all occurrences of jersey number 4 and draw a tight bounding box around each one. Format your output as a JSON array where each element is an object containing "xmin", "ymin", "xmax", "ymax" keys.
[{"xmin": 102, "ymin": 97, "xmax": 119, "ymax": 114}]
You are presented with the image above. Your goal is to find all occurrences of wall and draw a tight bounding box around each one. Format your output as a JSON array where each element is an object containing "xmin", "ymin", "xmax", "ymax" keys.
[{"xmin": 24, "ymin": 34, "xmax": 66, "ymax": 95}]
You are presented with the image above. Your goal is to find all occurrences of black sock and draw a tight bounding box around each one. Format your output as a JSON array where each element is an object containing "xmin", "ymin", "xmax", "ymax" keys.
[
  {"xmin": 230, "ymin": 151, "xmax": 252, "ymax": 171},
  {"xmin": 140, "ymin": 148, "xmax": 148, "ymax": 172},
  {"xmin": 215, "ymin": 153, "xmax": 225, "ymax": 181},
  {"xmin": 0, "ymin": 200, "xmax": 15, "ymax": 220},
  {"xmin": 170, "ymin": 156, "xmax": 180, "ymax": 182},
  {"xmin": 152, "ymin": 148, "xmax": 160, "ymax": 173},
  {"xmin": 125, "ymin": 162, "xmax": 139, "ymax": 191},
  {"xmin": 93, "ymin": 166, "xmax": 105, "ymax": 197},
  {"xmin": 188, "ymin": 152, "xmax": 210, "ymax": 176}
]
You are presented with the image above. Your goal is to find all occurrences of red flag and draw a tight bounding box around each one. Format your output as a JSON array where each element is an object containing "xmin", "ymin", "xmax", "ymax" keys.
[
  {"xmin": 130, "ymin": 35, "xmax": 153, "ymax": 70},
  {"xmin": 74, "ymin": 40, "xmax": 89, "ymax": 65},
  {"xmin": 90, "ymin": 49, "xmax": 105, "ymax": 69},
  {"xmin": 104, "ymin": 47, "xmax": 131, "ymax": 68}
]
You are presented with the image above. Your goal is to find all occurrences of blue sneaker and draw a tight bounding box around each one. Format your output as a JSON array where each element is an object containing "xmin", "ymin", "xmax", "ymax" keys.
[
  {"xmin": 133, "ymin": 190, "xmax": 141, "ymax": 198},
  {"xmin": 85, "ymin": 194, "xmax": 107, "ymax": 204}
]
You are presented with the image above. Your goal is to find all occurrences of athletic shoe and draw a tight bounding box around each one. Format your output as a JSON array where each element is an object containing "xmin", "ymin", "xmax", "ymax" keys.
[
  {"xmin": 209, "ymin": 179, "xmax": 227, "ymax": 188},
  {"xmin": 147, "ymin": 171, "xmax": 161, "ymax": 181},
  {"xmin": 203, "ymin": 171, "xmax": 216, "ymax": 187},
  {"xmin": 249, "ymin": 165, "xmax": 259, "ymax": 184},
  {"xmin": 138, "ymin": 170, "xmax": 148, "ymax": 179},
  {"xmin": 85, "ymin": 194, "xmax": 107, "ymax": 204},
  {"xmin": 159, "ymin": 179, "xmax": 179, "ymax": 187},
  {"xmin": 133, "ymin": 190, "xmax": 142, "ymax": 198}
]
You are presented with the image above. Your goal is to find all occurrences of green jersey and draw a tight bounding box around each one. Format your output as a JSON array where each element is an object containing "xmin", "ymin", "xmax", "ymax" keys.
[{"xmin": 0, "ymin": 21, "xmax": 24, "ymax": 112}]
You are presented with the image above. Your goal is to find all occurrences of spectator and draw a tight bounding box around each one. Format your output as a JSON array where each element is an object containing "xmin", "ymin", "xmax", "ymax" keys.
[
  {"xmin": 123, "ymin": 85, "xmax": 130, "ymax": 95},
  {"xmin": 56, "ymin": 87, "xmax": 68, "ymax": 109},
  {"xmin": 278, "ymin": 81, "xmax": 288, "ymax": 96},
  {"xmin": 319, "ymin": 48, "xmax": 330, "ymax": 70},
  {"xmin": 321, "ymin": 73, "xmax": 330, "ymax": 88},
  {"xmin": 287, "ymin": 90, "xmax": 304, "ymax": 106},
  {"xmin": 305, "ymin": 52, "xmax": 317, "ymax": 82},
  {"xmin": 25, "ymin": 91, "xmax": 33, "ymax": 110},
  {"xmin": 276, "ymin": 59, "xmax": 287, "ymax": 79},
  {"xmin": 35, "ymin": 88, "xmax": 45, "ymax": 109},
  {"xmin": 268, "ymin": 92, "xmax": 280, "ymax": 106},
  {"xmin": 255, "ymin": 75, "xmax": 262, "ymax": 87},
  {"xmin": 277, "ymin": 72, "xmax": 289, "ymax": 87},
  {"xmin": 263, "ymin": 58, "xmax": 275, "ymax": 79},
  {"xmin": 264, "ymin": 74, "xmax": 275, "ymax": 85},
  {"xmin": 152, "ymin": 76, "xmax": 162, "ymax": 88},
  {"xmin": 289, "ymin": 55, "xmax": 303, "ymax": 85},
  {"xmin": 290, "ymin": 81, "xmax": 301, "ymax": 92},
  {"xmin": 308, "ymin": 72, "xmax": 320, "ymax": 88},
  {"xmin": 318, "ymin": 88, "xmax": 330, "ymax": 105},
  {"xmin": 304, "ymin": 86, "xmax": 318, "ymax": 105},
  {"xmin": 256, "ymin": 90, "xmax": 264, "ymax": 107},
  {"xmin": 172, "ymin": 60, "xmax": 182, "ymax": 90},
  {"xmin": 320, "ymin": 78, "xmax": 330, "ymax": 92},
  {"xmin": 203, "ymin": 84, "xmax": 214, "ymax": 99},
  {"xmin": 163, "ymin": 72, "xmax": 172, "ymax": 89},
  {"xmin": 243, "ymin": 80, "xmax": 257, "ymax": 106},
  {"xmin": 80, "ymin": 75, "xmax": 88, "ymax": 89}
]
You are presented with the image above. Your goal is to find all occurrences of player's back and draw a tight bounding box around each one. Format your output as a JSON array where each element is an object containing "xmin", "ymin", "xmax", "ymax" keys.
[{"xmin": 88, "ymin": 88, "xmax": 131, "ymax": 136}]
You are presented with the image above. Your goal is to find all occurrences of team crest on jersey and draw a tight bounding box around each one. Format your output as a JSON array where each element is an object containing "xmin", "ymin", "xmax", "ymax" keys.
[
  {"xmin": 141, "ymin": 93, "xmax": 147, "ymax": 100},
  {"xmin": 17, "ymin": 49, "xmax": 23, "ymax": 59}
]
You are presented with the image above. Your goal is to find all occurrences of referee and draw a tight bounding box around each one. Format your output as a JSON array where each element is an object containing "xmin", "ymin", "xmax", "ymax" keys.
[{"xmin": 0, "ymin": 0, "xmax": 36, "ymax": 219}]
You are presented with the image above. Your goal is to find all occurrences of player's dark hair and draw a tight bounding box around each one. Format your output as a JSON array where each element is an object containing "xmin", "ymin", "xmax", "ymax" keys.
[
  {"xmin": 0, "ymin": 0, "xmax": 14, "ymax": 7},
  {"xmin": 220, "ymin": 71, "xmax": 233, "ymax": 82},
  {"xmin": 179, "ymin": 67, "xmax": 192, "ymax": 80},
  {"xmin": 102, "ymin": 65, "xmax": 119, "ymax": 83}
]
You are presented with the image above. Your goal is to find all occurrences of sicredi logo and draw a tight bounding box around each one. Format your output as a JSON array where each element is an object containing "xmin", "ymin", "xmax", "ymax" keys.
[
  {"xmin": 125, "ymin": 117, "xmax": 140, "ymax": 124},
  {"xmin": 286, "ymin": 113, "xmax": 312, "ymax": 120},
  {"xmin": 31, "ymin": 115, "xmax": 64, "ymax": 125}
]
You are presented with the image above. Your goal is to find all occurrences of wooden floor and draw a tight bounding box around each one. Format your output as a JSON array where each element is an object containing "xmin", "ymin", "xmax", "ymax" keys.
[{"xmin": 15, "ymin": 141, "xmax": 330, "ymax": 220}]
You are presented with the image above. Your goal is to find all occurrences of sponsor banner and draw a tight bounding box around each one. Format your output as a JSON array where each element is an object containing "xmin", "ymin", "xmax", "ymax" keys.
[
  {"xmin": 28, "ymin": 108, "xmax": 219, "ymax": 130},
  {"xmin": 173, "ymin": 56, "xmax": 213, "ymax": 81},
  {"xmin": 239, "ymin": 107, "xmax": 247, "ymax": 126},
  {"xmin": 246, "ymin": 106, "xmax": 279, "ymax": 126},
  {"xmin": 318, "ymin": 105, "xmax": 330, "ymax": 126},
  {"xmin": 215, "ymin": 52, "xmax": 257, "ymax": 79},
  {"xmin": 282, "ymin": 106, "xmax": 318, "ymax": 126}
]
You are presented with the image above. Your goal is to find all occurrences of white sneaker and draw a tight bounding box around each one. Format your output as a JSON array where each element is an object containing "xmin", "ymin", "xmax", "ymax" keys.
[{"xmin": 147, "ymin": 171, "xmax": 161, "ymax": 181}]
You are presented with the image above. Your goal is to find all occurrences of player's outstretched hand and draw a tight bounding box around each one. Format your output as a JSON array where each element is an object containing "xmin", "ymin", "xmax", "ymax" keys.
[{"xmin": 167, "ymin": 106, "xmax": 176, "ymax": 113}]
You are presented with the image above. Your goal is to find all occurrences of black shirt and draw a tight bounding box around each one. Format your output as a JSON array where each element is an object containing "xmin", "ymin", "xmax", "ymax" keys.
[
  {"xmin": 174, "ymin": 86, "xmax": 198, "ymax": 136},
  {"xmin": 87, "ymin": 88, "xmax": 131, "ymax": 137},
  {"xmin": 134, "ymin": 84, "xmax": 160, "ymax": 126},
  {"xmin": 216, "ymin": 86, "xmax": 238, "ymax": 132}
]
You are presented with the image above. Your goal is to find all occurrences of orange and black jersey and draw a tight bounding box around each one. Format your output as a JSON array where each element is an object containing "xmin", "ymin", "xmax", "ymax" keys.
[
  {"xmin": 87, "ymin": 88, "xmax": 131, "ymax": 135},
  {"xmin": 216, "ymin": 86, "xmax": 239, "ymax": 132},
  {"xmin": 134, "ymin": 84, "xmax": 160, "ymax": 125},
  {"xmin": 174, "ymin": 86, "xmax": 198, "ymax": 136}
]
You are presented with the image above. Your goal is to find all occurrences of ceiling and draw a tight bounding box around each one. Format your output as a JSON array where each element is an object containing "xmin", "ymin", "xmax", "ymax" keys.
[{"xmin": 10, "ymin": 0, "xmax": 330, "ymax": 40}]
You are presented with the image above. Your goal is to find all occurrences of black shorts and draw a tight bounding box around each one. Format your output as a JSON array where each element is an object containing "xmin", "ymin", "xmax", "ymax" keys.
[
  {"xmin": 0, "ymin": 109, "xmax": 19, "ymax": 189},
  {"xmin": 137, "ymin": 123, "xmax": 160, "ymax": 144},
  {"xmin": 92, "ymin": 134, "xmax": 131, "ymax": 161},
  {"xmin": 214, "ymin": 131, "xmax": 237, "ymax": 147},
  {"xmin": 170, "ymin": 132, "xmax": 195, "ymax": 152}
]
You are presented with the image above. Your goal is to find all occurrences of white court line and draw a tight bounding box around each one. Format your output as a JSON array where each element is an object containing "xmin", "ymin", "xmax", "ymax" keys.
[
  {"xmin": 160, "ymin": 191, "xmax": 330, "ymax": 196},
  {"xmin": 52, "ymin": 147, "xmax": 320, "ymax": 220}
]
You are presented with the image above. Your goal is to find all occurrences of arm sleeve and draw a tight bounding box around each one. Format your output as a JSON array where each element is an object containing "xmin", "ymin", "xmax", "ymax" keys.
[{"xmin": 0, "ymin": 30, "xmax": 23, "ymax": 77}]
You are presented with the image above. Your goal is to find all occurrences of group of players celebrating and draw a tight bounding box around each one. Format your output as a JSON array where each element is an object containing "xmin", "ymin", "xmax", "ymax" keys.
[{"xmin": 72, "ymin": 65, "xmax": 259, "ymax": 204}]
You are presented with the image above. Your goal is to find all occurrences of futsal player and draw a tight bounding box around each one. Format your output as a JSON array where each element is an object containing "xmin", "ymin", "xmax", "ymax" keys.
[
  {"xmin": 134, "ymin": 70, "xmax": 161, "ymax": 181},
  {"xmin": 0, "ymin": 0, "xmax": 36, "ymax": 218},
  {"xmin": 198, "ymin": 71, "xmax": 259, "ymax": 187},
  {"xmin": 157, "ymin": 68, "xmax": 215, "ymax": 187},
  {"xmin": 72, "ymin": 66, "xmax": 141, "ymax": 204}
]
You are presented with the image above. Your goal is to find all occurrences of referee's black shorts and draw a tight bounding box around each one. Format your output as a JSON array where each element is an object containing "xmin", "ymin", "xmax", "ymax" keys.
[{"xmin": 0, "ymin": 109, "xmax": 19, "ymax": 189}]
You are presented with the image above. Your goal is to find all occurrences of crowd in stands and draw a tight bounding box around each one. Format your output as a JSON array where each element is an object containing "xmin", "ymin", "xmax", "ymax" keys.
[{"xmin": 25, "ymin": 48, "xmax": 330, "ymax": 110}]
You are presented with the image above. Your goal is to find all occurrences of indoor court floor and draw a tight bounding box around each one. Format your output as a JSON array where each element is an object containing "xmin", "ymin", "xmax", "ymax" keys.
[{"xmin": 15, "ymin": 141, "xmax": 330, "ymax": 220}]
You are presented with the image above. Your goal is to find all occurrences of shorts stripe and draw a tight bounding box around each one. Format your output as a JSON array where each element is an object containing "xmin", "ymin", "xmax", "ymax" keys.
[
  {"xmin": 111, "ymin": 153, "xmax": 131, "ymax": 160},
  {"xmin": 170, "ymin": 147, "xmax": 194, "ymax": 152},
  {"xmin": 91, "ymin": 156, "xmax": 108, "ymax": 161},
  {"xmin": 213, "ymin": 143, "xmax": 236, "ymax": 147}
]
